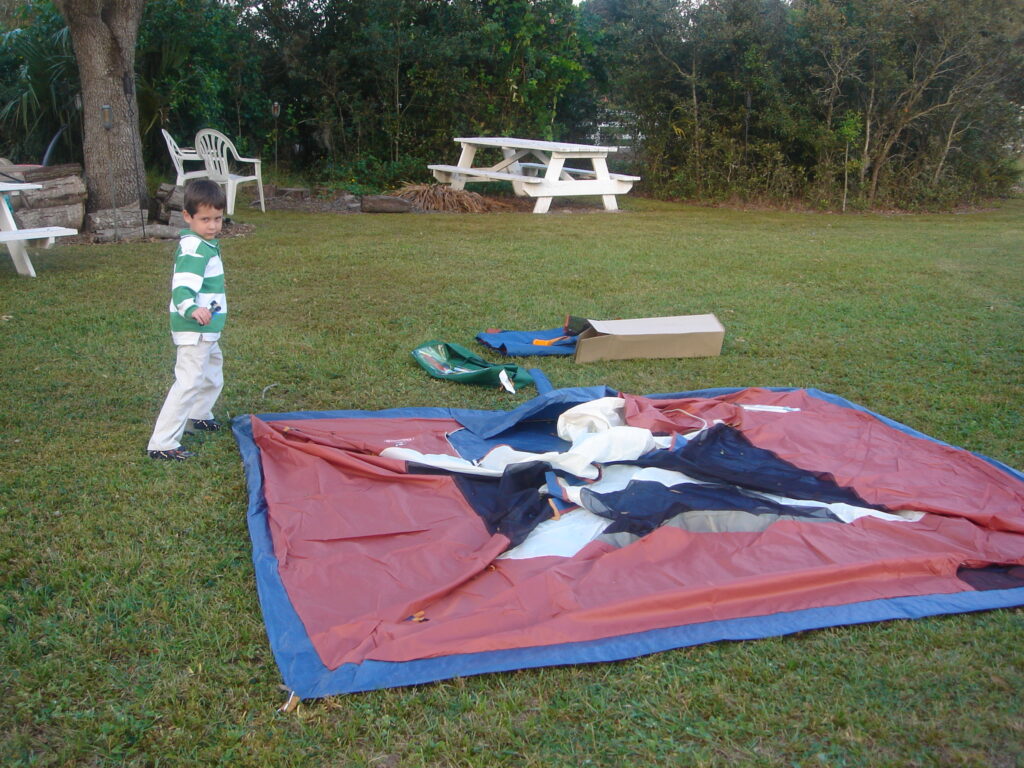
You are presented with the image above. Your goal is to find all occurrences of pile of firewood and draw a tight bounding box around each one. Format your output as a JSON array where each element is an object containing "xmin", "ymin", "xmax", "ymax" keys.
[
  {"xmin": 2, "ymin": 162, "xmax": 87, "ymax": 230},
  {"xmin": 153, "ymin": 183, "xmax": 187, "ymax": 229}
]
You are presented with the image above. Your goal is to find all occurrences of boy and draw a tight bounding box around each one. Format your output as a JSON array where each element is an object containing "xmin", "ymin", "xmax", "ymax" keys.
[{"xmin": 147, "ymin": 179, "xmax": 229, "ymax": 460}]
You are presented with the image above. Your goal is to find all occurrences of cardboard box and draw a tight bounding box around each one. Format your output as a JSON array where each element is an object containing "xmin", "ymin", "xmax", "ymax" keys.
[{"xmin": 574, "ymin": 314, "xmax": 724, "ymax": 363}]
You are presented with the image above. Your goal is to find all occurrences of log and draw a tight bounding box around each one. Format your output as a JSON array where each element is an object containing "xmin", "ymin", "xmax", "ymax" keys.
[
  {"xmin": 155, "ymin": 188, "xmax": 183, "ymax": 225},
  {"xmin": 13, "ymin": 203, "xmax": 85, "ymax": 231},
  {"xmin": 155, "ymin": 183, "xmax": 176, "ymax": 202},
  {"xmin": 22, "ymin": 163, "xmax": 83, "ymax": 183},
  {"xmin": 0, "ymin": 167, "xmax": 27, "ymax": 182},
  {"xmin": 14, "ymin": 174, "xmax": 88, "ymax": 210},
  {"xmin": 93, "ymin": 223, "xmax": 180, "ymax": 243},
  {"xmin": 87, "ymin": 204, "xmax": 148, "ymax": 231},
  {"xmin": 165, "ymin": 186, "xmax": 184, "ymax": 211},
  {"xmin": 145, "ymin": 223, "xmax": 183, "ymax": 240},
  {"xmin": 168, "ymin": 210, "xmax": 186, "ymax": 229},
  {"xmin": 360, "ymin": 195, "xmax": 413, "ymax": 213}
]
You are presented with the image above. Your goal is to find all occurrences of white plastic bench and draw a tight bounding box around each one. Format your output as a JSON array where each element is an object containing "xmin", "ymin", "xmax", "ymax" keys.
[
  {"xmin": 1, "ymin": 226, "xmax": 78, "ymax": 278},
  {"xmin": 516, "ymin": 162, "xmax": 641, "ymax": 182},
  {"xmin": 2, "ymin": 182, "xmax": 79, "ymax": 276},
  {"xmin": 428, "ymin": 164, "xmax": 544, "ymax": 184},
  {"xmin": 0, "ymin": 226, "xmax": 78, "ymax": 245}
]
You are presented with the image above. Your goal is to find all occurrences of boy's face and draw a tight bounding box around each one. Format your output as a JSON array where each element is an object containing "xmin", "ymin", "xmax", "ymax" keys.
[{"xmin": 183, "ymin": 203, "xmax": 224, "ymax": 241}]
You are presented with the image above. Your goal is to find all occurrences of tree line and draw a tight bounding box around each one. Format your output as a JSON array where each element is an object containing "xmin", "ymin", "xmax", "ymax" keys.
[
  {"xmin": 594, "ymin": 0, "xmax": 1024, "ymax": 208},
  {"xmin": 1, "ymin": 0, "xmax": 1021, "ymax": 209}
]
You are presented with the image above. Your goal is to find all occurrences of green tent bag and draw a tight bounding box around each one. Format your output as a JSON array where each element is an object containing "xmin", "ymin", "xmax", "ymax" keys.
[{"xmin": 412, "ymin": 341, "xmax": 534, "ymax": 393}]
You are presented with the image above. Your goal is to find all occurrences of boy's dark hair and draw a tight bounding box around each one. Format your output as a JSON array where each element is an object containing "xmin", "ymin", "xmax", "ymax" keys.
[{"xmin": 183, "ymin": 179, "xmax": 226, "ymax": 215}]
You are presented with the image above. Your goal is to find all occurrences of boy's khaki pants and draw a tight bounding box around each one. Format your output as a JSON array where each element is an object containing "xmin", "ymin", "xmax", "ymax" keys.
[{"xmin": 148, "ymin": 340, "xmax": 223, "ymax": 451}]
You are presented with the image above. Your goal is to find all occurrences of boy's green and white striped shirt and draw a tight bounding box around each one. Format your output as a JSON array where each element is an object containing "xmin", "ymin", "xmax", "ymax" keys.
[{"xmin": 168, "ymin": 231, "xmax": 226, "ymax": 345}]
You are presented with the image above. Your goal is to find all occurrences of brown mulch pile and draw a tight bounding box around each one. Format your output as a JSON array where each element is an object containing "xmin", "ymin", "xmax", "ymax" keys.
[{"xmin": 390, "ymin": 183, "xmax": 504, "ymax": 213}]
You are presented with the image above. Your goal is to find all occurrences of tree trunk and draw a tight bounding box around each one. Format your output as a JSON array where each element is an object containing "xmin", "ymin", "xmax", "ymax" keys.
[
  {"xmin": 53, "ymin": 0, "xmax": 146, "ymax": 215},
  {"xmin": 842, "ymin": 140, "xmax": 849, "ymax": 213},
  {"xmin": 931, "ymin": 113, "xmax": 963, "ymax": 188},
  {"xmin": 859, "ymin": 86, "xmax": 874, "ymax": 186},
  {"xmin": 691, "ymin": 46, "xmax": 701, "ymax": 194}
]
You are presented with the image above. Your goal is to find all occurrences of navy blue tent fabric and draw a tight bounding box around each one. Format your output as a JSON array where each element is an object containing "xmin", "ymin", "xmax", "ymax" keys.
[
  {"xmin": 622, "ymin": 423, "xmax": 881, "ymax": 509},
  {"xmin": 233, "ymin": 387, "xmax": 1024, "ymax": 699},
  {"xmin": 447, "ymin": 420, "xmax": 856, "ymax": 542},
  {"xmin": 452, "ymin": 462, "xmax": 555, "ymax": 547},
  {"xmin": 476, "ymin": 327, "xmax": 577, "ymax": 356},
  {"xmin": 582, "ymin": 481, "xmax": 840, "ymax": 537}
]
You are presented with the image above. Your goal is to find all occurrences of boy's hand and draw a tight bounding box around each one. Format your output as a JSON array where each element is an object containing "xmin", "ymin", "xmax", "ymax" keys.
[{"xmin": 191, "ymin": 307, "xmax": 212, "ymax": 326}]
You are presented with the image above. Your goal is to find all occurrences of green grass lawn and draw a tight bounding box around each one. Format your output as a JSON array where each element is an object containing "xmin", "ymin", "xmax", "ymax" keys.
[{"xmin": 2, "ymin": 196, "xmax": 1022, "ymax": 766}]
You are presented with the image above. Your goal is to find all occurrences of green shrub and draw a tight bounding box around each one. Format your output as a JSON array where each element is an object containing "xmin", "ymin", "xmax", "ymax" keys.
[{"xmin": 314, "ymin": 154, "xmax": 433, "ymax": 194}]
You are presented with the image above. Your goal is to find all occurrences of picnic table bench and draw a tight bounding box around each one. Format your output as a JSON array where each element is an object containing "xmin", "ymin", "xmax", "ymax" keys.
[
  {"xmin": 428, "ymin": 164, "xmax": 545, "ymax": 186},
  {"xmin": 429, "ymin": 137, "xmax": 640, "ymax": 213},
  {"xmin": 1, "ymin": 182, "xmax": 78, "ymax": 277}
]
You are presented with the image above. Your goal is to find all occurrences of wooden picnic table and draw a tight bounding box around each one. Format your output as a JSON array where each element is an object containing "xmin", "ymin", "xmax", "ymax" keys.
[
  {"xmin": 0, "ymin": 181, "xmax": 78, "ymax": 277},
  {"xmin": 429, "ymin": 137, "xmax": 640, "ymax": 214}
]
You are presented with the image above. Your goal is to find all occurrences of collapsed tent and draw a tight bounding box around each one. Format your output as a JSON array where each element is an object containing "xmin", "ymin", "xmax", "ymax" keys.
[{"xmin": 233, "ymin": 386, "xmax": 1024, "ymax": 699}]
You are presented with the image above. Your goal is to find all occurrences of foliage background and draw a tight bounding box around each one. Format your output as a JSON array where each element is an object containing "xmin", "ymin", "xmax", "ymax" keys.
[{"xmin": 1, "ymin": 0, "xmax": 1022, "ymax": 204}]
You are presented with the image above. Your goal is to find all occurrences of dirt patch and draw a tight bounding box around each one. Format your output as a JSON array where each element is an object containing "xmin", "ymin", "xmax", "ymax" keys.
[
  {"xmin": 263, "ymin": 187, "xmax": 609, "ymax": 215},
  {"xmin": 260, "ymin": 194, "xmax": 360, "ymax": 214},
  {"xmin": 59, "ymin": 189, "xmax": 611, "ymax": 246},
  {"xmin": 473, "ymin": 195, "xmax": 608, "ymax": 214},
  {"xmin": 61, "ymin": 218, "xmax": 255, "ymax": 246}
]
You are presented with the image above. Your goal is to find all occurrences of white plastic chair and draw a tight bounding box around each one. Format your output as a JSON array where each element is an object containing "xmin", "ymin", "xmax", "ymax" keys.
[
  {"xmin": 161, "ymin": 129, "xmax": 210, "ymax": 187},
  {"xmin": 194, "ymin": 129, "xmax": 265, "ymax": 215}
]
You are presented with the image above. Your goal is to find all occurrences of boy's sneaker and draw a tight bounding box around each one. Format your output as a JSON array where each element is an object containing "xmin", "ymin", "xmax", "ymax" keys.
[
  {"xmin": 148, "ymin": 447, "xmax": 195, "ymax": 461},
  {"xmin": 188, "ymin": 419, "xmax": 221, "ymax": 432}
]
